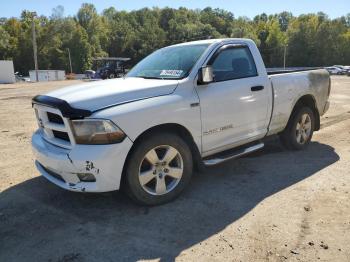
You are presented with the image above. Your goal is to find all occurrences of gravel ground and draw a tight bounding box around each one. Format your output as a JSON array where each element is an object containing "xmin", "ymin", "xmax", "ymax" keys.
[{"xmin": 0, "ymin": 77, "xmax": 349, "ymax": 262}]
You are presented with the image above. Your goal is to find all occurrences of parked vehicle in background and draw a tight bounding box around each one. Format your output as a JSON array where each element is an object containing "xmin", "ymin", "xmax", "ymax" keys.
[
  {"xmin": 15, "ymin": 72, "xmax": 25, "ymax": 82},
  {"xmin": 332, "ymin": 65, "xmax": 349, "ymax": 75},
  {"xmin": 326, "ymin": 66, "xmax": 344, "ymax": 75},
  {"xmin": 342, "ymin": 66, "xmax": 350, "ymax": 76},
  {"xmin": 31, "ymin": 38, "xmax": 331, "ymax": 205},
  {"xmin": 86, "ymin": 57, "xmax": 131, "ymax": 80},
  {"xmin": 84, "ymin": 70, "xmax": 96, "ymax": 79}
]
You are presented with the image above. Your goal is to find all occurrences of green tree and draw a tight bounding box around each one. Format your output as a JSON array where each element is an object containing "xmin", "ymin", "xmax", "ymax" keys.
[
  {"xmin": 77, "ymin": 3, "xmax": 107, "ymax": 58},
  {"xmin": 1, "ymin": 5, "xmax": 349, "ymax": 74},
  {"xmin": 0, "ymin": 25, "xmax": 11, "ymax": 59}
]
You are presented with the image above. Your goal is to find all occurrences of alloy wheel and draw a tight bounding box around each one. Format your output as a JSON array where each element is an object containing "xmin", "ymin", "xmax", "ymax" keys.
[
  {"xmin": 138, "ymin": 145, "xmax": 184, "ymax": 195},
  {"xmin": 296, "ymin": 113, "xmax": 312, "ymax": 144}
]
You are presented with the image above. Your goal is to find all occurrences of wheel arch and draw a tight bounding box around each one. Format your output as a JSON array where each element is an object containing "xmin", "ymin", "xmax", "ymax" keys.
[
  {"xmin": 120, "ymin": 123, "xmax": 203, "ymax": 188},
  {"xmin": 290, "ymin": 94, "xmax": 320, "ymax": 131}
]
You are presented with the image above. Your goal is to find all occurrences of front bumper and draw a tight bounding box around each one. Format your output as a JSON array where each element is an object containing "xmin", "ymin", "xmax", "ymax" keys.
[{"xmin": 32, "ymin": 130, "xmax": 133, "ymax": 192}]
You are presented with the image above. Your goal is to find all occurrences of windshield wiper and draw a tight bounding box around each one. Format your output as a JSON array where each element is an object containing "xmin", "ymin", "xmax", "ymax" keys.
[{"xmin": 135, "ymin": 76, "xmax": 165, "ymax": 80}]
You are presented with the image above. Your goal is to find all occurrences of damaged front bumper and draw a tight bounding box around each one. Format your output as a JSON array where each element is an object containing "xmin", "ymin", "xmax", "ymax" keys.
[{"xmin": 31, "ymin": 130, "xmax": 133, "ymax": 192}]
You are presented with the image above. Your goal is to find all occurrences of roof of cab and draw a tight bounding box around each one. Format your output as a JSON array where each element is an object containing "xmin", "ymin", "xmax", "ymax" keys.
[{"xmin": 171, "ymin": 38, "xmax": 253, "ymax": 47}]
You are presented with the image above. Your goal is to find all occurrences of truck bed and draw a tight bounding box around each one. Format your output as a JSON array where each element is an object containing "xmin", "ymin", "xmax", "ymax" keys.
[
  {"xmin": 267, "ymin": 69, "xmax": 330, "ymax": 135},
  {"xmin": 267, "ymin": 68, "xmax": 323, "ymax": 75}
]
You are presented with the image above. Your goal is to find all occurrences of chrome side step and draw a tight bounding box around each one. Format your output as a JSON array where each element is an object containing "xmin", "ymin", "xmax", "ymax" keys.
[{"xmin": 203, "ymin": 143, "xmax": 264, "ymax": 166}]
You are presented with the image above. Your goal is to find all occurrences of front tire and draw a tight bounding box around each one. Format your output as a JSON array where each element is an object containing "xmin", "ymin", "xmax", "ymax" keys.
[
  {"xmin": 280, "ymin": 107, "xmax": 315, "ymax": 150},
  {"xmin": 124, "ymin": 132, "xmax": 193, "ymax": 205}
]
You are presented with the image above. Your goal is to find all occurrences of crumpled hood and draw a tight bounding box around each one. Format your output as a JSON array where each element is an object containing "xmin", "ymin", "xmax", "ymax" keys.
[{"xmin": 46, "ymin": 77, "xmax": 179, "ymax": 112}]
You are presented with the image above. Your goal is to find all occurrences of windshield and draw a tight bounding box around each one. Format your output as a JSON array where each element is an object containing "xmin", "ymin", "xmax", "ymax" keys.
[{"xmin": 127, "ymin": 44, "xmax": 209, "ymax": 79}]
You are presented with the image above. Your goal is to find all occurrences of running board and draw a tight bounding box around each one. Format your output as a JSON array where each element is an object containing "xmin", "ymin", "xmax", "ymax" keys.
[{"xmin": 203, "ymin": 143, "xmax": 264, "ymax": 166}]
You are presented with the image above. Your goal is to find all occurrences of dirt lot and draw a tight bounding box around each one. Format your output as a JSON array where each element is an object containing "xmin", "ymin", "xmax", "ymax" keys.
[{"xmin": 0, "ymin": 77, "xmax": 350, "ymax": 262}]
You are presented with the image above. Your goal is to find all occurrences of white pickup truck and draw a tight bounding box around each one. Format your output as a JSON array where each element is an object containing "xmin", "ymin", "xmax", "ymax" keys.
[{"xmin": 32, "ymin": 38, "xmax": 330, "ymax": 205}]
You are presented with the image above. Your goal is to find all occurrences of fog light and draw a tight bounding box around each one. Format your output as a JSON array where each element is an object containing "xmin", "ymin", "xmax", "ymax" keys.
[{"xmin": 77, "ymin": 173, "xmax": 96, "ymax": 182}]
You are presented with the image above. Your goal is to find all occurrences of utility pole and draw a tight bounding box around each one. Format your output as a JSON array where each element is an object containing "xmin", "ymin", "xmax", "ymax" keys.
[
  {"xmin": 67, "ymin": 48, "xmax": 73, "ymax": 74},
  {"xmin": 31, "ymin": 12, "xmax": 38, "ymax": 82},
  {"xmin": 283, "ymin": 44, "xmax": 288, "ymax": 69}
]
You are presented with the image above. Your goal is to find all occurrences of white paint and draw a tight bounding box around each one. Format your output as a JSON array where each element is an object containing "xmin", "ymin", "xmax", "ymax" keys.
[
  {"xmin": 195, "ymin": 40, "xmax": 272, "ymax": 154},
  {"xmin": 0, "ymin": 60, "xmax": 15, "ymax": 84},
  {"xmin": 32, "ymin": 129, "xmax": 132, "ymax": 192},
  {"xmin": 31, "ymin": 38, "xmax": 331, "ymax": 193},
  {"xmin": 48, "ymin": 77, "xmax": 179, "ymax": 111},
  {"xmin": 268, "ymin": 69, "xmax": 330, "ymax": 135}
]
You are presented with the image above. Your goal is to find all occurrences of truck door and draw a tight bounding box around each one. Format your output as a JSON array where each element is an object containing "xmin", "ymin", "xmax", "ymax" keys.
[{"xmin": 196, "ymin": 44, "xmax": 270, "ymax": 154}]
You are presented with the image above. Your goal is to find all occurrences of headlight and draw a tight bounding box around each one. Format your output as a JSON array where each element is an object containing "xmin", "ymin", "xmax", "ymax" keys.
[{"xmin": 71, "ymin": 119, "xmax": 126, "ymax": 145}]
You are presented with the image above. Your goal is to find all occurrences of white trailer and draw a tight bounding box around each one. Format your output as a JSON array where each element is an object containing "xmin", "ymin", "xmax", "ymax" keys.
[
  {"xmin": 0, "ymin": 60, "xmax": 15, "ymax": 84},
  {"xmin": 29, "ymin": 70, "xmax": 65, "ymax": 82}
]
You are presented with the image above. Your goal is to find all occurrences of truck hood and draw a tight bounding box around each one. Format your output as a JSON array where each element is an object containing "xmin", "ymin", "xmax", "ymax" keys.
[{"xmin": 46, "ymin": 77, "xmax": 179, "ymax": 112}]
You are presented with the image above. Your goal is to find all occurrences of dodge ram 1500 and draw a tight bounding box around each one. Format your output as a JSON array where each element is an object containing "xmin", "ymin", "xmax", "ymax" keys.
[{"xmin": 31, "ymin": 38, "xmax": 330, "ymax": 205}]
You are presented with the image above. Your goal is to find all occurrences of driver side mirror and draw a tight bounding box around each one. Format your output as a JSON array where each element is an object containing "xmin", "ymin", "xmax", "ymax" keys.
[{"xmin": 198, "ymin": 66, "xmax": 213, "ymax": 85}]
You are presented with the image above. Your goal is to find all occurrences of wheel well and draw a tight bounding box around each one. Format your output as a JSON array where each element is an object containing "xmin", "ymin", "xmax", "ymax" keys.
[
  {"xmin": 120, "ymin": 124, "xmax": 203, "ymax": 188},
  {"xmin": 134, "ymin": 123, "xmax": 199, "ymax": 151},
  {"xmin": 292, "ymin": 95, "xmax": 320, "ymax": 131}
]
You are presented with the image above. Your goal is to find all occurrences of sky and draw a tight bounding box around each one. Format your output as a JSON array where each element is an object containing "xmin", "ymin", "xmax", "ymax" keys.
[{"xmin": 0, "ymin": 0, "xmax": 349, "ymax": 19}]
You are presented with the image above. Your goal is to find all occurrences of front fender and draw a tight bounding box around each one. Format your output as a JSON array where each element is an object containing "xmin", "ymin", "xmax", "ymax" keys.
[{"xmin": 91, "ymin": 93, "xmax": 202, "ymax": 153}]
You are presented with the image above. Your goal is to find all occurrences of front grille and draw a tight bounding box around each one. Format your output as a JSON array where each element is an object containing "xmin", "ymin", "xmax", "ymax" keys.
[
  {"xmin": 52, "ymin": 130, "xmax": 70, "ymax": 141},
  {"xmin": 33, "ymin": 104, "xmax": 74, "ymax": 148},
  {"xmin": 47, "ymin": 112, "xmax": 64, "ymax": 124}
]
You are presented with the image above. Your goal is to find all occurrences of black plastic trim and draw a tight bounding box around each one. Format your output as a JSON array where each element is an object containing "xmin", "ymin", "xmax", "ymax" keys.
[
  {"xmin": 206, "ymin": 44, "xmax": 259, "ymax": 82},
  {"xmin": 207, "ymin": 44, "xmax": 247, "ymax": 65},
  {"xmin": 251, "ymin": 85, "xmax": 264, "ymax": 91},
  {"xmin": 32, "ymin": 95, "xmax": 92, "ymax": 119}
]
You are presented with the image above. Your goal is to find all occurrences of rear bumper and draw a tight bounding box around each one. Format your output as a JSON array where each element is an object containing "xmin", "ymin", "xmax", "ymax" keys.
[{"xmin": 31, "ymin": 130, "xmax": 133, "ymax": 192}]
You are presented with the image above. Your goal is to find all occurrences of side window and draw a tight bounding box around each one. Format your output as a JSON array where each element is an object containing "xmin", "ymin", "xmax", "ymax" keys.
[{"xmin": 211, "ymin": 46, "xmax": 258, "ymax": 82}]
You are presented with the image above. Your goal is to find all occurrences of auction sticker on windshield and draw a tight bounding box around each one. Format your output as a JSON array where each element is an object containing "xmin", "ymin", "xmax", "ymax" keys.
[{"xmin": 160, "ymin": 70, "xmax": 183, "ymax": 77}]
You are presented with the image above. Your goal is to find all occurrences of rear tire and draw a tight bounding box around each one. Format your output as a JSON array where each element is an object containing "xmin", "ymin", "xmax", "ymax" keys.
[
  {"xmin": 280, "ymin": 107, "xmax": 315, "ymax": 150},
  {"xmin": 124, "ymin": 132, "xmax": 193, "ymax": 206}
]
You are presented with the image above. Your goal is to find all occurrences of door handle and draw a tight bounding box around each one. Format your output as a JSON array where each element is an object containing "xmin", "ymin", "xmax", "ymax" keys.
[{"xmin": 251, "ymin": 85, "xmax": 264, "ymax": 92}]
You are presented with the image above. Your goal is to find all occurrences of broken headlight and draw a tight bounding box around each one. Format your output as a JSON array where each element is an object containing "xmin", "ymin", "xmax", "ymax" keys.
[{"xmin": 71, "ymin": 119, "xmax": 126, "ymax": 145}]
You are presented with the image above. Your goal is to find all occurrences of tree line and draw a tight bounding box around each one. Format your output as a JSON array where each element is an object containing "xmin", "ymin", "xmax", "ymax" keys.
[{"xmin": 0, "ymin": 4, "xmax": 349, "ymax": 74}]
